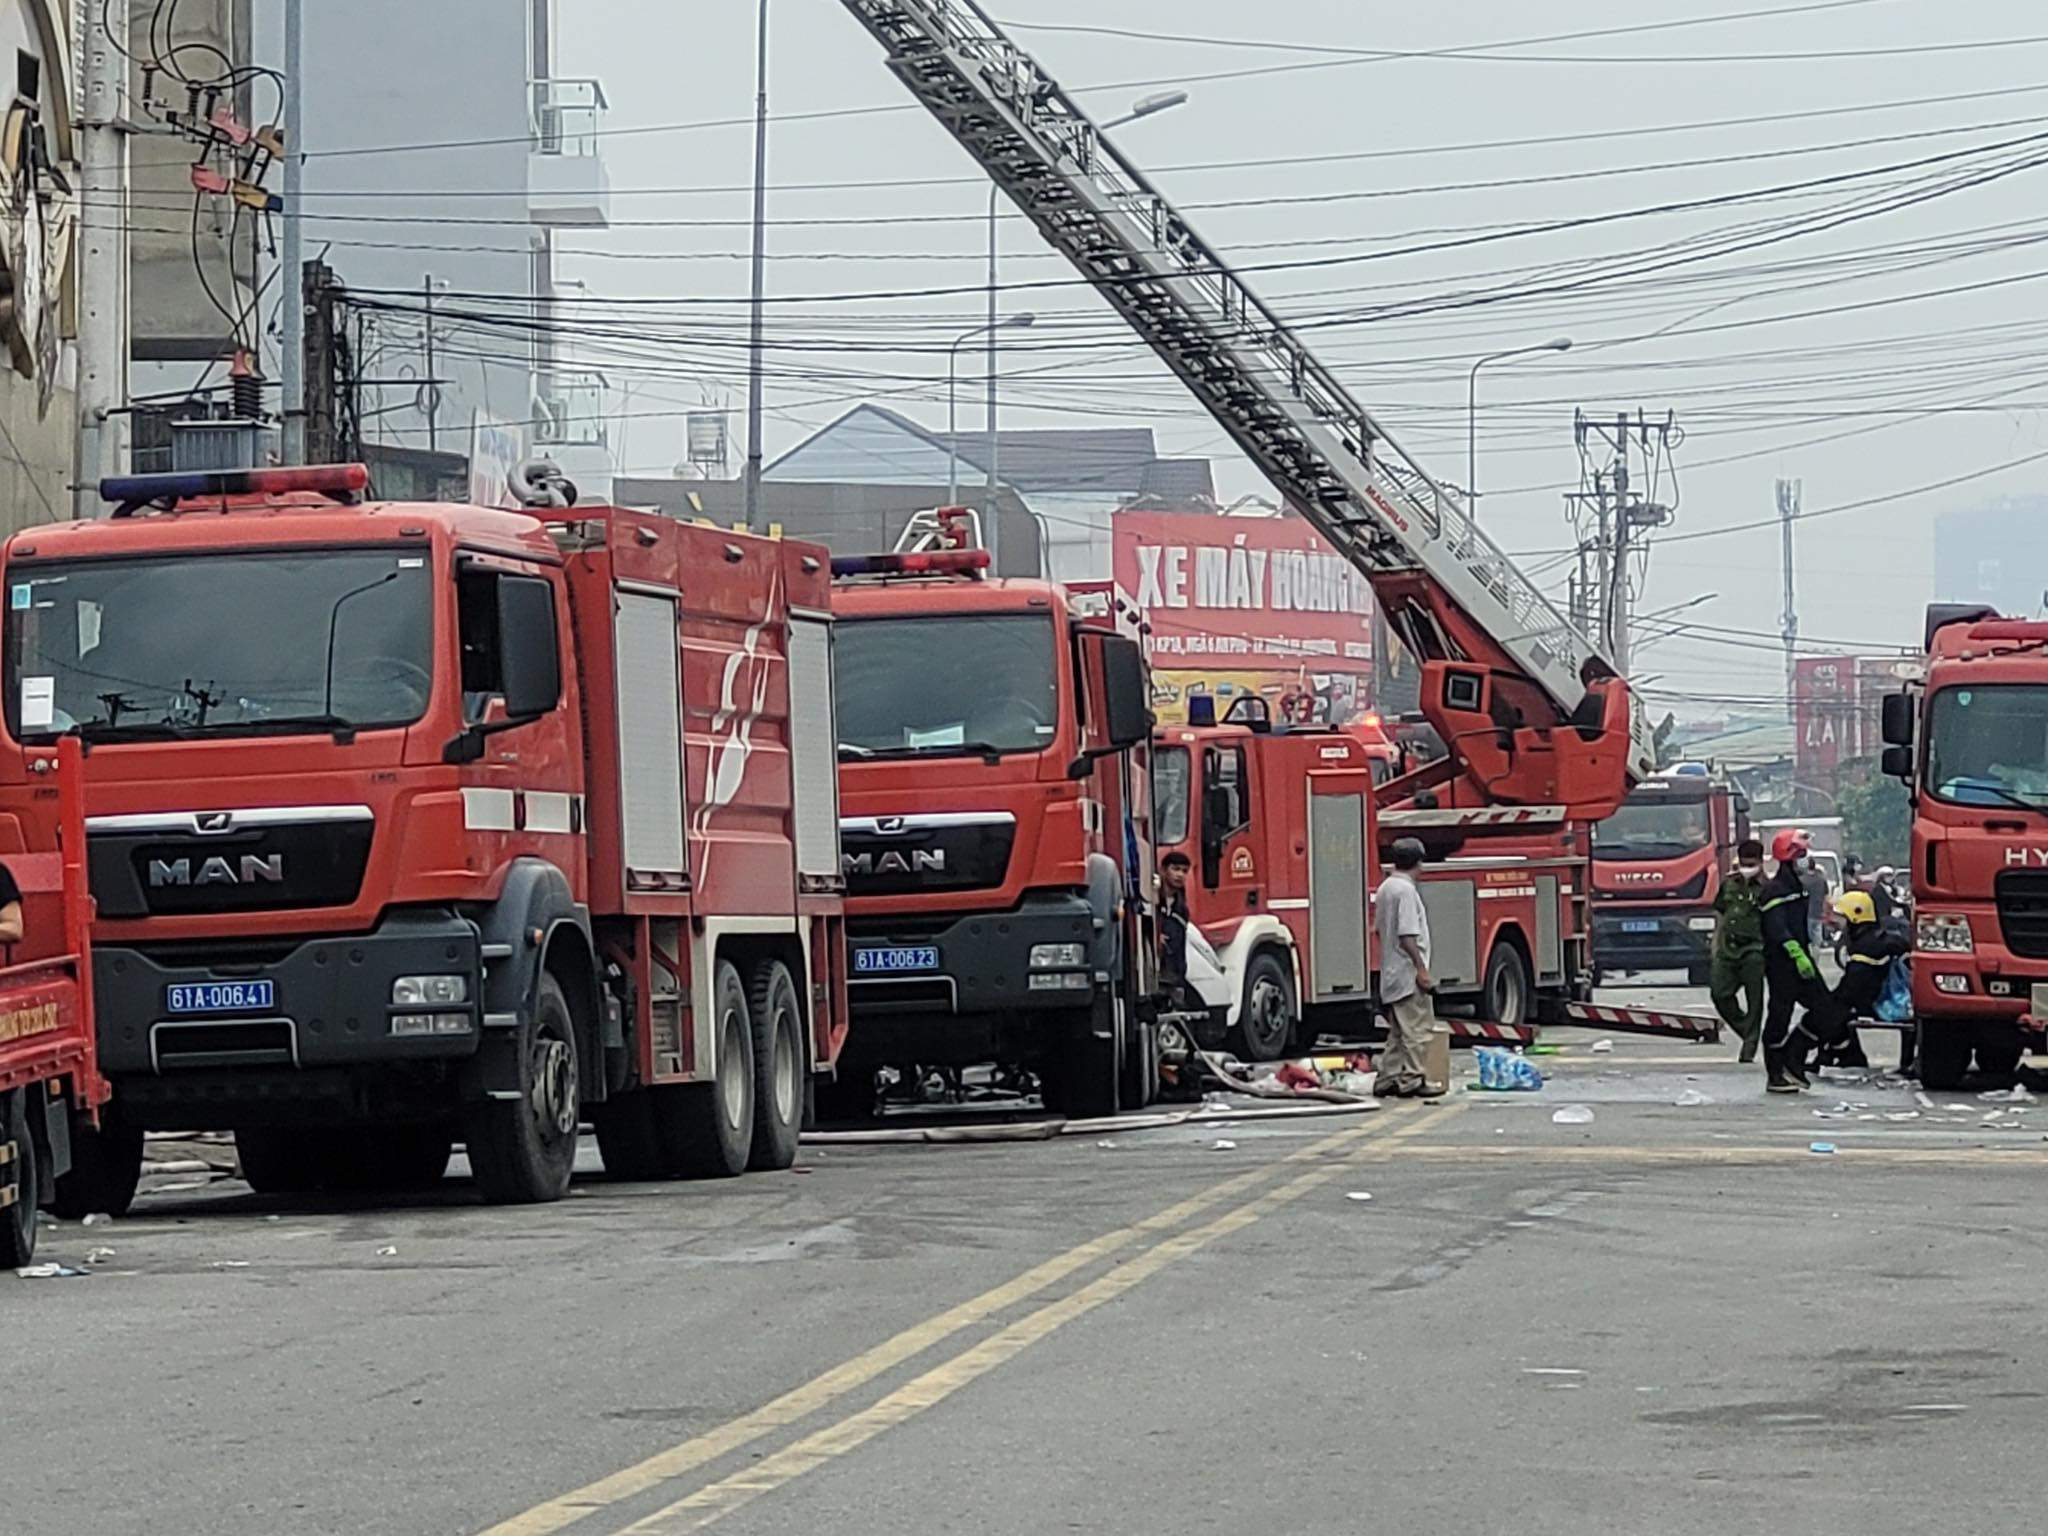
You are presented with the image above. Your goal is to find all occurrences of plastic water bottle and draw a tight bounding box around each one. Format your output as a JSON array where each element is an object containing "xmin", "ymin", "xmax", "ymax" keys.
[
  {"xmin": 1475, "ymin": 1047, "xmax": 1500, "ymax": 1090},
  {"xmin": 1512, "ymin": 1054, "xmax": 1544, "ymax": 1091}
]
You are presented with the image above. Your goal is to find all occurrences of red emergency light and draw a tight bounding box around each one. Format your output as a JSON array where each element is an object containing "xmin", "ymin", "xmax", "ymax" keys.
[
  {"xmin": 100, "ymin": 464, "xmax": 371, "ymax": 516},
  {"xmin": 831, "ymin": 548, "xmax": 989, "ymax": 580}
]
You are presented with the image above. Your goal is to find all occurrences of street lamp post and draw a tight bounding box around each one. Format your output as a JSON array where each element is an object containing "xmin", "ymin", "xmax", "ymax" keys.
[
  {"xmin": 953, "ymin": 314, "xmax": 1035, "ymax": 506},
  {"xmin": 984, "ymin": 91, "xmax": 1189, "ymax": 567},
  {"xmin": 1466, "ymin": 336, "xmax": 1572, "ymax": 529}
]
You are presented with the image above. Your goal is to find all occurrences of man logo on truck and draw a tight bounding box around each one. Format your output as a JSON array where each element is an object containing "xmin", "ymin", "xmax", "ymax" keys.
[
  {"xmin": 147, "ymin": 854, "xmax": 285, "ymax": 888},
  {"xmin": 843, "ymin": 849, "xmax": 944, "ymax": 878}
]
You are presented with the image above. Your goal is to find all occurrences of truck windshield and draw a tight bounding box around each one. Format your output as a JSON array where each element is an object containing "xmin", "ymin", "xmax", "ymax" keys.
[
  {"xmin": 1926, "ymin": 684, "xmax": 2048, "ymax": 809},
  {"xmin": 3, "ymin": 550, "xmax": 433, "ymax": 741},
  {"xmin": 835, "ymin": 614, "xmax": 1058, "ymax": 758},
  {"xmin": 1593, "ymin": 798, "xmax": 1712, "ymax": 859}
]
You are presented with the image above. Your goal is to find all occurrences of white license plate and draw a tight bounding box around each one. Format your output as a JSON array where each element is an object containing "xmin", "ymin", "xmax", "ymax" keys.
[
  {"xmin": 854, "ymin": 945, "xmax": 939, "ymax": 975},
  {"xmin": 165, "ymin": 980, "xmax": 276, "ymax": 1015}
]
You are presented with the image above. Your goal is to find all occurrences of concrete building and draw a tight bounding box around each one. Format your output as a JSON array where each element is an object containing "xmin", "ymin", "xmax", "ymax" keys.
[
  {"xmin": 765, "ymin": 403, "xmax": 1217, "ymax": 582},
  {"xmin": 120, "ymin": 0, "xmax": 610, "ymax": 494},
  {"xmin": 0, "ymin": 0, "xmax": 78, "ymax": 534}
]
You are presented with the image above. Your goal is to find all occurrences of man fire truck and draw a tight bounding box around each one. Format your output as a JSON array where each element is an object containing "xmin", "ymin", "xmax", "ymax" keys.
[
  {"xmin": 1591, "ymin": 767, "xmax": 1748, "ymax": 986},
  {"xmin": 0, "ymin": 739, "xmax": 104, "ymax": 1265},
  {"xmin": 832, "ymin": 0, "xmax": 1656, "ymax": 1072},
  {"xmin": 1881, "ymin": 603, "xmax": 2048, "ymax": 1088},
  {"xmin": 0, "ymin": 462, "xmax": 845, "ymax": 1210},
  {"xmin": 830, "ymin": 518, "xmax": 1156, "ymax": 1118}
]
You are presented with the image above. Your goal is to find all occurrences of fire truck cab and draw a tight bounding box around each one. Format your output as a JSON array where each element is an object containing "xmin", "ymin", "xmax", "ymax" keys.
[{"xmin": 1591, "ymin": 768, "xmax": 1748, "ymax": 985}]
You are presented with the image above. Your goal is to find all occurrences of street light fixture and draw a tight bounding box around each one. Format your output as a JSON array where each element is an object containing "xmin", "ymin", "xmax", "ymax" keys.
[
  {"xmin": 985, "ymin": 91, "xmax": 1190, "ymax": 566},
  {"xmin": 953, "ymin": 314, "xmax": 1036, "ymax": 503},
  {"xmin": 1466, "ymin": 336, "xmax": 1571, "ymax": 529}
]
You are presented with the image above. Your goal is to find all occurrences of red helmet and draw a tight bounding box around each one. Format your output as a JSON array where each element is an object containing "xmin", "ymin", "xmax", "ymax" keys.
[{"xmin": 1770, "ymin": 827, "xmax": 1810, "ymax": 863}]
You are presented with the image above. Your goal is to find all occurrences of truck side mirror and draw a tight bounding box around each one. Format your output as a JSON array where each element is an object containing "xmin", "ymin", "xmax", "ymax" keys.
[
  {"xmin": 1100, "ymin": 634, "xmax": 1151, "ymax": 751},
  {"xmin": 1881, "ymin": 744, "xmax": 1913, "ymax": 780},
  {"xmin": 1880, "ymin": 691, "xmax": 1913, "ymax": 747},
  {"xmin": 497, "ymin": 574, "xmax": 562, "ymax": 720}
]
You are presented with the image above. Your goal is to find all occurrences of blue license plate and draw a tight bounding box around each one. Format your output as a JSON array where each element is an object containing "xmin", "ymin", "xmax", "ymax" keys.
[
  {"xmin": 165, "ymin": 980, "xmax": 276, "ymax": 1015},
  {"xmin": 1620, "ymin": 919, "xmax": 1660, "ymax": 934},
  {"xmin": 854, "ymin": 945, "xmax": 939, "ymax": 975}
]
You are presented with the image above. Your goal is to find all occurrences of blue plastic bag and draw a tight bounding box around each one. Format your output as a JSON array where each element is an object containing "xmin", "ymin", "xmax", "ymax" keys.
[{"xmin": 1874, "ymin": 957, "xmax": 1913, "ymax": 1024}]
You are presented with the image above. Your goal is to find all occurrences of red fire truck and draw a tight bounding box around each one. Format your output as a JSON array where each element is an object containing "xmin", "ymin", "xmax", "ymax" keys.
[
  {"xmin": 1590, "ymin": 769, "xmax": 1748, "ymax": 986},
  {"xmin": 0, "ymin": 463, "xmax": 845, "ymax": 1211},
  {"xmin": 0, "ymin": 739, "xmax": 104, "ymax": 1265},
  {"xmin": 1881, "ymin": 603, "xmax": 2048, "ymax": 1088},
  {"xmin": 830, "ymin": 529, "xmax": 1156, "ymax": 1117}
]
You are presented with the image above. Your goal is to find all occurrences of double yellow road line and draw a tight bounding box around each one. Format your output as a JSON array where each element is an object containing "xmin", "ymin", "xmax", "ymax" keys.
[{"xmin": 482, "ymin": 1104, "xmax": 1456, "ymax": 1536}]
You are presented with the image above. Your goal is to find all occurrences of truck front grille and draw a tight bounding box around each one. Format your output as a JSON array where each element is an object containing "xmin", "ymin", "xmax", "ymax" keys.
[{"xmin": 1996, "ymin": 870, "xmax": 2048, "ymax": 959}]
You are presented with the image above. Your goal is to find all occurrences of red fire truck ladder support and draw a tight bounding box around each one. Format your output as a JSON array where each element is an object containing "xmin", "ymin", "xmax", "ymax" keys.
[{"xmin": 836, "ymin": 0, "xmax": 1654, "ymax": 803}]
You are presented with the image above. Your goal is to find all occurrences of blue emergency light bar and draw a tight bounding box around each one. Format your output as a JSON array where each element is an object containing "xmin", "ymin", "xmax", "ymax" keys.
[
  {"xmin": 830, "ymin": 549, "xmax": 989, "ymax": 579},
  {"xmin": 98, "ymin": 463, "xmax": 370, "ymax": 514}
]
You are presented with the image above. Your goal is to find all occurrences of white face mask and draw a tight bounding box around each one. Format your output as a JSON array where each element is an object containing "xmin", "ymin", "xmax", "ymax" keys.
[{"xmin": 1737, "ymin": 862, "xmax": 1761, "ymax": 878}]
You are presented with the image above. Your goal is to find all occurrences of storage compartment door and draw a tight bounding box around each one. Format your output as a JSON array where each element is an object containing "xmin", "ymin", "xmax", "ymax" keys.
[
  {"xmin": 1418, "ymin": 879, "xmax": 1480, "ymax": 990},
  {"xmin": 786, "ymin": 616, "xmax": 841, "ymax": 883},
  {"xmin": 614, "ymin": 590, "xmax": 687, "ymax": 880},
  {"xmin": 1307, "ymin": 773, "xmax": 1370, "ymax": 1002},
  {"xmin": 1535, "ymin": 873, "xmax": 1563, "ymax": 984}
]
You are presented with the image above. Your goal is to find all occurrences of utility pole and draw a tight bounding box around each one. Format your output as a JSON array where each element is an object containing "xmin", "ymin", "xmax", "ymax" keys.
[
  {"xmin": 742, "ymin": 0, "xmax": 769, "ymax": 526},
  {"xmin": 76, "ymin": 0, "xmax": 132, "ymax": 518},
  {"xmin": 303, "ymin": 261, "xmax": 339, "ymax": 465},
  {"xmin": 279, "ymin": 0, "xmax": 305, "ymax": 464},
  {"xmin": 1777, "ymin": 477, "xmax": 1802, "ymax": 721},
  {"xmin": 1565, "ymin": 409, "xmax": 1680, "ymax": 676}
]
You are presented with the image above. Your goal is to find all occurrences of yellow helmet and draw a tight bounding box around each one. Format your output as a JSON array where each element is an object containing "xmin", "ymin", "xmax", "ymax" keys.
[{"xmin": 1835, "ymin": 889, "xmax": 1877, "ymax": 926}]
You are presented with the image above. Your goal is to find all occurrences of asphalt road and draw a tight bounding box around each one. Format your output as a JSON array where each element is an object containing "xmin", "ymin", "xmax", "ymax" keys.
[{"xmin": 9, "ymin": 975, "xmax": 2045, "ymax": 1536}]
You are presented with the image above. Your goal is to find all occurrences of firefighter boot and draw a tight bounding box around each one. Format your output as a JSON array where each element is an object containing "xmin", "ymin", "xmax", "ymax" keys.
[{"xmin": 1764, "ymin": 1045, "xmax": 1802, "ymax": 1095}]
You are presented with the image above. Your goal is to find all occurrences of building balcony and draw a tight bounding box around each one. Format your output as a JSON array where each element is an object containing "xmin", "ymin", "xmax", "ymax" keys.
[{"xmin": 529, "ymin": 78, "xmax": 611, "ymax": 229}]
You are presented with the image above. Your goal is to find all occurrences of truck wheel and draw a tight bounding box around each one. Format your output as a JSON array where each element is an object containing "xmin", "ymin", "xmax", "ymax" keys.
[
  {"xmin": 50, "ymin": 1110, "xmax": 142, "ymax": 1220},
  {"xmin": 1, "ymin": 1089, "xmax": 38, "ymax": 1268},
  {"xmin": 747, "ymin": 960, "xmax": 805, "ymax": 1172},
  {"xmin": 1916, "ymin": 1019, "xmax": 1972, "ymax": 1092},
  {"xmin": 675, "ymin": 961, "xmax": 756, "ymax": 1179},
  {"xmin": 465, "ymin": 973, "xmax": 581, "ymax": 1204},
  {"xmin": 235, "ymin": 1127, "xmax": 327, "ymax": 1195},
  {"xmin": 1230, "ymin": 951, "xmax": 1296, "ymax": 1063},
  {"xmin": 1042, "ymin": 999, "xmax": 1121, "ymax": 1120},
  {"xmin": 1483, "ymin": 943, "xmax": 1532, "ymax": 1027},
  {"xmin": 1119, "ymin": 1013, "xmax": 1159, "ymax": 1112}
]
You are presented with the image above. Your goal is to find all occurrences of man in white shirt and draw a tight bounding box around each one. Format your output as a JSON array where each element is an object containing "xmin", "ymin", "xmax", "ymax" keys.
[{"xmin": 1374, "ymin": 836, "xmax": 1441, "ymax": 1099}]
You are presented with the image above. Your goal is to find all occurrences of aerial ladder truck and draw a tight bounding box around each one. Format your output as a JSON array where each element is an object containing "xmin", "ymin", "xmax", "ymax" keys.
[{"xmin": 834, "ymin": 0, "xmax": 1678, "ymax": 1041}]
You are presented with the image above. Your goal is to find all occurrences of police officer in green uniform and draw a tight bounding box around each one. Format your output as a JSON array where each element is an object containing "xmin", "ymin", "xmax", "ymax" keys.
[{"xmin": 1709, "ymin": 837, "xmax": 1767, "ymax": 1064}]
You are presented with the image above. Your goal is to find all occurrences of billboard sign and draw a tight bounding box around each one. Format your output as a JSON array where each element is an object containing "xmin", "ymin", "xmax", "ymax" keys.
[{"xmin": 1112, "ymin": 508, "xmax": 1373, "ymax": 674}]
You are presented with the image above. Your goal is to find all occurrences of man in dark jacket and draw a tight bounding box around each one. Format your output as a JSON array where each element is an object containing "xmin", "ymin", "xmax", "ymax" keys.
[
  {"xmin": 1760, "ymin": 828, "xmax": 1848, "ymax": 1092},
  {"xmin": 1814, "ymin": 888, "xmax": 1912, "ymax": 1070}
]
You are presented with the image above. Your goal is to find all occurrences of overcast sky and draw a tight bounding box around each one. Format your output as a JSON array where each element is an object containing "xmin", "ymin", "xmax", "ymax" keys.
[{"xmin": 558, "ymin": 0, "xmax": 2048, "ymax": 716}]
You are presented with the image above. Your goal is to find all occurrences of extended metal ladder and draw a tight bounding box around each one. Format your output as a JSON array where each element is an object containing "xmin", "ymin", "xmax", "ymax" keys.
[{"xmin": 839, "ymin": 0, "xmax": 1620, "ymax": 725}]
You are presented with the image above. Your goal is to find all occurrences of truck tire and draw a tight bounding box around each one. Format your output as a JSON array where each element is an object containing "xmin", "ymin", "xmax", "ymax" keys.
[
  {"xmin": 747, "ymin": 960, "xmax": 805, "ymax": 1172},
  {"xmin": 675, "ymin": 960, "xmax": 756, "ymax": 1179},
  {"xmin": 1119, "ymin": 1013, "xmax": 1159, "ymax": 1113},
  {"xmin": 1917, "ymin": 1019, "xmax": 1972, "ymax": 1092},
  {"xmin": 1, "ymin": 1089, "xmax": 37, "ymax": 1268},
  {"xmin": 1042, "ymin": 998, "xmax": 1121, "ymax": 1120},
  {"xmin": 1230, "ymin": 951, "xmax": 1296, "ymax": 1062},
  {"xmin": 1483, "ymin": 942, "xmax": 1532, "ymax": 1027},
  {"xmin": 464, "ymin": 973, "xmax": 581, "ymax": 1204},
  {"xmin": 235, "ymin": 1127, "xmax": 327, "ymax": 1195},
  {"xmin": 50, "ymin": 1110, "xmax": 142, "ymax": 1220}
]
